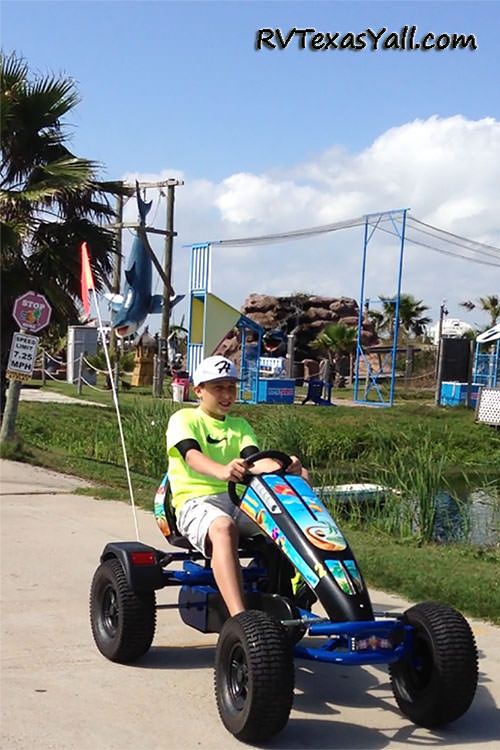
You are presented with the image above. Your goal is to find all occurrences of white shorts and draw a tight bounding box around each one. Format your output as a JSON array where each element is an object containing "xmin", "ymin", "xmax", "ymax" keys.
[{"xmin": 176, "ymin": 492, "xmax": 260, "ymax": 557}]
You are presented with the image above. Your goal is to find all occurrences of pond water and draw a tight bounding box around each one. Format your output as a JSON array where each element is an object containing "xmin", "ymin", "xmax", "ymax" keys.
[{"xmin": 434, "ymin": 487, "xmax": 499, "ymax": 547}]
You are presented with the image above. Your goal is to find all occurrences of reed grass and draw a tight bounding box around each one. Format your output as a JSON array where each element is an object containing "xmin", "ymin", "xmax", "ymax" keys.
[{"xmin": 317, "ymin": 425, "xmax": 480, "ymax": 545}]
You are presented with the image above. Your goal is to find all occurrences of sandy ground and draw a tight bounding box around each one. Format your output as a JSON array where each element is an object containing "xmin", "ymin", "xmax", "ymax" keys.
[{"xmin": 1, "ymin": 458, "xmax": 499, "ymax": 750}]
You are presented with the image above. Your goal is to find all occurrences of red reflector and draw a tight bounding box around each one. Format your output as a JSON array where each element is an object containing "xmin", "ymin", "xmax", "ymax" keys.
[{"xmin": 131, "ymin": 551, "xmax": 155, "ymax": 566}]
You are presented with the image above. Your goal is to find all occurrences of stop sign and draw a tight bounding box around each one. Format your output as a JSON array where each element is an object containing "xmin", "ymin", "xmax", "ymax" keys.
[{"xmin": 12, "ymin": 291, "xmax": 52, "ymax": 333}]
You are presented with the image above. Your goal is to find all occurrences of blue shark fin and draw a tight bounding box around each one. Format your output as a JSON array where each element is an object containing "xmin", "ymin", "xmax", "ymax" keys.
[
  {"xmin": 170, "ymin": 294, "xmax": 185, "ymax": 309},
  {"xmin": 135, "ymin": 180, "xmax": 153, "ymax": 223},
  {"xmin": 149, "ymin": 295, "xmax": 163, "ymax": 314}
]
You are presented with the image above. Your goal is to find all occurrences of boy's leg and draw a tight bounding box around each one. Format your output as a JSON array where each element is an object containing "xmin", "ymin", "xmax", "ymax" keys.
[{"xmin": 207, "ymin": 516, "xmax": 246, "ymax": 616}]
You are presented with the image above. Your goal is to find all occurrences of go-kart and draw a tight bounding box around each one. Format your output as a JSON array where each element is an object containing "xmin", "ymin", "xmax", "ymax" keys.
[{"xmin": 89, "ymin": 450, "xmax": 478, "ymax": 743}]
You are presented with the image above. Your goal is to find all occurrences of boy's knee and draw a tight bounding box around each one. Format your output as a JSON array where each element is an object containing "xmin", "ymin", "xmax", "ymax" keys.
[{"xmin": 209, "ymin": 516, "xmax": 237, "ymax": 542}]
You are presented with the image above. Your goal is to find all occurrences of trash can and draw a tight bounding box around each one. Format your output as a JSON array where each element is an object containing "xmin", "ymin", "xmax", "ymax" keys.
[
  {"xmin": 172, "ymin": 374, "xmax": 190, "ymax": 401},
  {"xmin": 172, "ymin": 383, "xmax": 184, "ymax": 403}
]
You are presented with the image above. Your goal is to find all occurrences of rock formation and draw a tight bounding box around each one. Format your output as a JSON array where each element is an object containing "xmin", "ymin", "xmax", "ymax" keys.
[{"xmin": 214, "ymin": 293, "xmax": 378, "ymax": 363}]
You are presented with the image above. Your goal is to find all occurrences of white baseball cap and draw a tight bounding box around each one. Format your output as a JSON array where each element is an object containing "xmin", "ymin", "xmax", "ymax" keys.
[{"xmin": 192, "ymin": 356, "xmax": 239, "ymax": 386}]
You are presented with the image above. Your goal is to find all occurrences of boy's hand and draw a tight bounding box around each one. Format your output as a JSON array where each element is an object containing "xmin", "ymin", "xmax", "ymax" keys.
[
  {"xmin": 250, "ymin": 454, "xmax": 306, "ymax": 478},
  {"xmin": 288, "ymin": 455, "xmax": 303, "ymax": 476},
  {"xmin": 216, "ymin": 458, "xmax": 248, "ymax": 483}
]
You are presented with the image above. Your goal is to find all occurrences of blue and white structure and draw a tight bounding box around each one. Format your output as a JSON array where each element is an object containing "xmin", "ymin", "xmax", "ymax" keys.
[
  {"xmin": 353, "ymin": 209, "xmax": 408, "ymax": 407},
  {"xmin": 186, "ymin": 243, "xmax": 263, "ymax": 404}
]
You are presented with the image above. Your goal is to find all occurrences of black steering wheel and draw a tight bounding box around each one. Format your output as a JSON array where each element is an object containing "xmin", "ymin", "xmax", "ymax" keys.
[{"xmin": 227, "ymin": 450, "xmax": 293, "ymax": 506}]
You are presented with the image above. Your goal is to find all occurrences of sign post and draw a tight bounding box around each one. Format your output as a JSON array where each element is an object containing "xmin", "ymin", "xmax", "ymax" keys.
[{"xmin": 0, "ymin": 292, "xmax": 52, "ymax": 445}]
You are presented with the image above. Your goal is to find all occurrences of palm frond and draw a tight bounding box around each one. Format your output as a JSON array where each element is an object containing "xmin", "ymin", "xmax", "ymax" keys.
[
  {"xmin": 1, "ymin": 53, "xmax": 119, "ymax": 350},
  {"xmin": 28, "ymin": 74, "xmax": 80, "ymax": 121},
  {"xmin": 460, "ymin": 300, "xmax": 476, "ymax": 311}
]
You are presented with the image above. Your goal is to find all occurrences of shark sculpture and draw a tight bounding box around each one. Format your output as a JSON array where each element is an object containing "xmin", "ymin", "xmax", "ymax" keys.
[{"xmin": 107, "ymin": 187, "xmax": 184, "ymax": 338}]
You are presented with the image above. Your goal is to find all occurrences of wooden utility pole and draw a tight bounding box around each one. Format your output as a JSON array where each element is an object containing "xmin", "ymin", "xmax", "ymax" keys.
[
  {"xmin": 108, "ymin": 178, "xmax": 183, "ymax": 396},
  {"xmin": 158, "ymin": 179, "xmax": 183, "ymax": 394},
  {"xmin": 434, "ymin": 301, "xmax": 448, "ymax": 405},
  {"xmin": 112, "ymin": 194, "xmax": 124, "ymax": 307}
]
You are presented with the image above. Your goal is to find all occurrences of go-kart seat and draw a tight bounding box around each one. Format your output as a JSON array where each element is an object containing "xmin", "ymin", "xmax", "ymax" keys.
[{"xmin": 153, "ymin": 473, "xmax": 194, "ymax": 549}]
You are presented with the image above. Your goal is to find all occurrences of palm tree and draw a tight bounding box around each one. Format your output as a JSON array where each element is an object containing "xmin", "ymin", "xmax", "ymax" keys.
[
  {"xmin": 366, "ymin": 309, "xmax": 385, "ymax": 338},
  {"xmin": 398, "ymin": 294, "xmax": 431, "ymax": 340},
  {"xmin": 460, "ymin": 295, "xmax": 500, "ymax": 327},
  {"xmin": 378, "ymin": 294, "xmax": 431, "ymax": 343},
  {"xmin": 311, "ymin": 322, "xmax": 357, "ymax": 383},
  {"xmin": 1, "ymin": 52, "xmax": 127, "ymax": 413}
]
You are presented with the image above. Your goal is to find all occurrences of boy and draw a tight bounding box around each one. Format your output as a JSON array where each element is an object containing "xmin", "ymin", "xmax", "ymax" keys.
[{"xmin": 166, "ymin": 355, "xmax": 308, "ymax": 617}]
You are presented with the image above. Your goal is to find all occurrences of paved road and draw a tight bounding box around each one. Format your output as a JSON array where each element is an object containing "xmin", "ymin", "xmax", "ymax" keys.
[
  {"xmin": 1, "ymin": 459, "xmax": 499, "ymax": 750},
  {"xmin": 20, "ymin": 386, "xmax": 107, "ymax": 407}
]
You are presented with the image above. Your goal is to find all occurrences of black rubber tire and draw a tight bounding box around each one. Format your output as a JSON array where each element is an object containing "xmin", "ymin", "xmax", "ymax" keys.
[
  {"xmin": 215, "ymin": 610, "xmax": 294, "ymax": 742},
  {"xmin": 89, "ymin": 558, "xmax": 156, "ymax": 663},
  {"xmin": 389, "ymin": 601, "xmax": 478, "ymax": 727}
]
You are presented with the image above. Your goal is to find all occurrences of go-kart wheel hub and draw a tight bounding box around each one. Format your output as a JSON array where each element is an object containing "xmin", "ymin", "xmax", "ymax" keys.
[
  {"xmin": 102, "ymin": 584, "xmax": 119, "ymax": 635},
  {"xmin": 228, "ymin": 644, "xmax": 249, "ymax": 709}
]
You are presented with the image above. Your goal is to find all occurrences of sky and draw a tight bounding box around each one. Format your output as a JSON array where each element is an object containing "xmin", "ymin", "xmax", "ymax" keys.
[{"xmin": 3, "ymin": 0, "xmax": 500, "ymax": 330}]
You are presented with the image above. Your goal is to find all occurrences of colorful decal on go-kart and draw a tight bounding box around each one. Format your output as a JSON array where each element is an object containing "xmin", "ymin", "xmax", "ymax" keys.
[
  {"xmin": 343, "ymin": 559, "xmax": 363, "ymax": 592},
  {"xmin": 252, "ymin": 482, "xmax": 282, "ymax": 513},
  {"xmin": 270, "ymin": 483, "xmax": 295, "ymax": 496},
  {"xmin": 314, "ymin": 562, "xmax": 327, "ymax": 579},
  {"xmin": 304, "ymin": 524, "xmax": 346, "ymax": 551},
  {"xmin": 241, "ymin": 486, "xmax": 320, "ymax": 589},
  {"xmin": 325, "ymin": 560, "xmax": 355, "ymax": 595},
  {"xmin": 267, "ymin": 475, "xmax": 347, "ymax": 551}
]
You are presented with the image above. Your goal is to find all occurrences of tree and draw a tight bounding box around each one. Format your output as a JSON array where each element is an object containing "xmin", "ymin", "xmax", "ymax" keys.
[
  {"xmin": 378, "ymin": 294, "xmax": 431, "ymax": 343},
  {"xmin": 366, "ymin": 309, "xmax": 385, "ymax": 337},
  {"xmin": 311, "ymin": 322, "xmax": 357, "ymax": 361},
  {"xmin": 460, "ymin": 295, "xmax": 500, "ymax": 327},
  {"xmin": 0, "ymin": 52, "xmax": 127, "ymax": 414},
  {"xmin": 311, "ymin": 322, "xmax": 357, "ymax": 383}
]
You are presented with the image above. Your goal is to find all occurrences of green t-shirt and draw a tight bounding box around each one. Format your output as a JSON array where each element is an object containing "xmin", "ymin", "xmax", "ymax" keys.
[{"xmin": 166, "ymin": 406, "xmax": 258, "ymax": 511}]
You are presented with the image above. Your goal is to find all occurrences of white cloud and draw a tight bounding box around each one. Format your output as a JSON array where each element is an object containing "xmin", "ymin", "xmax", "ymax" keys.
[{"xmin": 121, "ymin": 115, "xmax": 500, "ymax": 329}]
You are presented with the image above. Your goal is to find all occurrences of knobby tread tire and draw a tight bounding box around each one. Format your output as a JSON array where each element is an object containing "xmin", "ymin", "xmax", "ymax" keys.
[
  {"xmin": 389, "ymin": 600, "xmax": 478, "ymax": 727},
  {"xmin": 215, "ymin": 609, "xmax": 294, "ymax": 742},
  {"xmin": 90, "ymin": 558, "xmax": 156, "ymax": 663}
]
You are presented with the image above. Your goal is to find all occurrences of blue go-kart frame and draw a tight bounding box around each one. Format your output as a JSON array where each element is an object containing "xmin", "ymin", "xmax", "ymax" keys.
[{"xmin": 90, "ymin": 450, "xmax": 478, "ymax": 743}]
